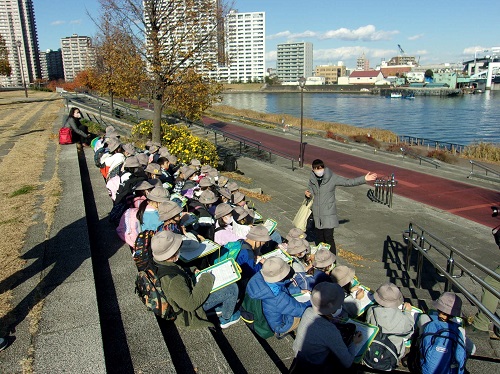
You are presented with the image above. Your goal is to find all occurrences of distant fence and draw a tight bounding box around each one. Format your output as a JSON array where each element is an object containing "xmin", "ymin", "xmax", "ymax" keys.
[{"xmin": 398, "ymin": 135, "xmax": 466, "ymax": 153}]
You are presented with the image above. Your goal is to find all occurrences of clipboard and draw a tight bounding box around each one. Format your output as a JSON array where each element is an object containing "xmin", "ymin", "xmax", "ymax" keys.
[
  {"xmin": 263, "ymin": 218, "xmax": 277, "ymax": 234},
  {"xmin": 170, "ymin": 193, "xmax": 188, "ymax": 207},
  {"xmin": 195, "ymin": 258, "xmax": 241, "ymax": 293},
  {"xmin": 310, "ymin": 242, "xmax": 330, "ymax": 255},
  {"xmin": 179, "ymin": 239, "xmax": 220, "ymax": 263},
  {"xmin": 293, "ymin": 292, "xmax": 311, "ymax": 303},
  {"xmin": 261, "ymin": 248, "xmax": 293, "ymax": 264},
  {"xmin": 350, "ymin": 284, "xmax": 376, "ymax": 316},
  {"xmin": 345, "ymin": 319, "xmax": 379, "ymax": 363},
  {"xmin": 253, "ymin": 211, "xmax": 263, "ymax": 223}
]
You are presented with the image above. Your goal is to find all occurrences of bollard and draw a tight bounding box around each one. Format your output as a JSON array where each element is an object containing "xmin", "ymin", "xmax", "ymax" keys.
[{"xmin": 371, "ymin": 173, "xmax": 397, "ymax": 208}]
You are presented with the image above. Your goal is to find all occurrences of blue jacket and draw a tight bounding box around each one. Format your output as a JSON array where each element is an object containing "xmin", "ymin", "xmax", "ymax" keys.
[
  {"xmin": 236, "ymin": 243, "xmax": 262, "ymax": 280},
  {"xmin": 246, "ymin": 271, "xmax": 310, "ymax": 334}
]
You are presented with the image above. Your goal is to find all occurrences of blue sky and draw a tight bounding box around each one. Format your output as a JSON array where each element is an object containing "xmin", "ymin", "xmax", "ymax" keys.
[{"xmin": 35, "ymin": 0, "xmax": 499, "ymax": 69}]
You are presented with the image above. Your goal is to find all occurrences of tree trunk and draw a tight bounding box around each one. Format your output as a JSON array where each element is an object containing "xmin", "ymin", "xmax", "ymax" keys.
[
  {"xmin": 110, "ymin": 91, "xmax": 115, "ymax": 117},
  {"xmin": 152, "ymin": 96, "xmax": 162, "ymax": 143}
]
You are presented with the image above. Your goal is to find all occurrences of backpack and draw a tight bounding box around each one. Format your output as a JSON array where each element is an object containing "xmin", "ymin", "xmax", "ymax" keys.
[
  {"xmin": 94, "ymin": 147, "xmax": 107, "ymax": 168},
  {"xmin": 213, "ymin": 239, "xmax": 245, "ymax": 265},
  {"xmin": 416, "ymin": 315, "xmax": 467, "ymax": 374},
  {"xmin": 109, "ymin": 199, "xmax": 129, "ymax": 227},
  {"xmin": 59, "ymin": 127, "xmax": 73, "ymax": 144},
  {"xmin": 116, "ymin": 207, "xmax": 141, "ymax": 247},
  {"xmin": 133, "ymin": 230, "xmax": 176, "ymax": 320},
  {"xmin": 240, "ymin": 293, "xmax": 274, "ymax": 339},
  {"xmin": 363, "ymin": 330, "xmax": 400, "ymax": 371}
]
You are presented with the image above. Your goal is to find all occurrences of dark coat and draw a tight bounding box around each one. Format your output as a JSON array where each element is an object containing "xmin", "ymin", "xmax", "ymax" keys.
[{"xmin": 308, "ymin": 167, "xmax": 365, "ymax": 229}]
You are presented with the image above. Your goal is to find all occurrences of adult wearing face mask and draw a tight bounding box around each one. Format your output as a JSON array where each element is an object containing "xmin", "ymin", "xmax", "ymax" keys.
[
  {"xmin": 63, "ymin": 107, "xmax": 91, "ymax": 145},
  {"xmin": 304, "ymin": 159, "xmax": 377, "ymax": 255}
]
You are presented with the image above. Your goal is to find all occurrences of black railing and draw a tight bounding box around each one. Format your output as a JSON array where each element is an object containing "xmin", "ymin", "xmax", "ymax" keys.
[
  {"xmin": 399, "ymin": 135, "xmax": 466, "ymax": 154},
  {"xmin": 404, "ymin": 222, "xmax": 500, "ymax": 329}
]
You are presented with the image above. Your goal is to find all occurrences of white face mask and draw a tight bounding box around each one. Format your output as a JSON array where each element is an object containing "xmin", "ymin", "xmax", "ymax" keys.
[
  {"xmin": 74, "ymin": 112, "xmax": 81, "ymax": 119},
  {"xmin": 194, "ymin": 189, "xmax": 202, "ymax": 197},
  {"xmin": 223, "ymin": 215, "xmax": 233, "ymax": 224},
  {"xmin": 314, "ymin": 169, "xmax": 324, "ymax": 177}
]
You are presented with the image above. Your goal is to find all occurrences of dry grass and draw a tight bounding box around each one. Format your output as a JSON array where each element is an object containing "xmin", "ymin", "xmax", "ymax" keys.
[
  {"xmin": 212, "ymin": 105, "xmax": 399, "ymax": 143},
  {"xmin": 0, "ymin": 91, "xmax": 62, "ymax": 371},
  {"xmin": 220, "ymin": 171, "xmax": 252, "ymax": 184},
  {"xmin": 240, "ymin": 188, "xmax": 272, "ymax": 203},
  {"xmin": 338, "ymin": 246, "xmax": 373, "ymax": 267},
  {"xmin": 463, "ymin": 142, "xmax": 500, "ymax": 164}
]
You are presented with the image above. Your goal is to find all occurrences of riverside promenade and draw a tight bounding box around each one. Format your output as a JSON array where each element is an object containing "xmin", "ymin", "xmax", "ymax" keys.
[{"xmin": 0, "ymin": 100, "xmax": 499, "ymax": 373}]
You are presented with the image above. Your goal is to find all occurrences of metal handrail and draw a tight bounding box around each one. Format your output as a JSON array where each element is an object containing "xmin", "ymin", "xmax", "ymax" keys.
[
  {"xmin": 469, "ymin": 160, "xmax": 500, "ymax": 180},
  {"xmin": 405, "ymin": 222, "xmax": 500, "ymax": 329},
  {"xmin": 400, "ymin": 147, "xmax": 440, "ymax": 168}
]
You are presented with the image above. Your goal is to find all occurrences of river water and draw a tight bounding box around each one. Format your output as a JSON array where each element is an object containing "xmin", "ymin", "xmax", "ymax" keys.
[{"xmin": 219, "ymin": 91, "xmax": 500, "ymax": 145}]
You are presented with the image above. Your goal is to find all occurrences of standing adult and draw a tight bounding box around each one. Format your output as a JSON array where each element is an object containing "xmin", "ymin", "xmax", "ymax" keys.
[
  {"xmin": 305, "ymin": 159, "xmax": 377, "ymax": 255},
  {"xmin": 63, "ymin": 107, "xmax": 90, "ymax": 145}
]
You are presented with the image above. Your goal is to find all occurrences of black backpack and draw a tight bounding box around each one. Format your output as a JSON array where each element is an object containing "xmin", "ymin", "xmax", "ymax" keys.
[{"xmin": 363, "ymin": 330, "xmax": 400, "ymax": 371}]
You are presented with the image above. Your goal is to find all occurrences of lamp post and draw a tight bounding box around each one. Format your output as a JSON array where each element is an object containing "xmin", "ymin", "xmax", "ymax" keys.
[
  {"xmin": 298, "ymin": 76, "xmax": 306, "ymax": 167},
  {"xmin": 16, "ymin": 41, "xmax": 28, "ymax": 98}
]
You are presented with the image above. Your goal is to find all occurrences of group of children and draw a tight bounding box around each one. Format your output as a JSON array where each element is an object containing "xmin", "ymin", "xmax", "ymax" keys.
[{"xmin": 89, "ymin": 120, "xmax": 477, "ymax": 373}]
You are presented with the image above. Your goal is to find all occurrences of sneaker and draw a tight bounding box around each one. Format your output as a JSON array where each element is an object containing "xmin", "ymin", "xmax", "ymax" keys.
[
  {"xmin": 219, "ymin": 311, "xmax": 241, "ymax": 329},
  {"xmin": 0, "ymin": 337, "xmax": 8, "ymax": 352}
]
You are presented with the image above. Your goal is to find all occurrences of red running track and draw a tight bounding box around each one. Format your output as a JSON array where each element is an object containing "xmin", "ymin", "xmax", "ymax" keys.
[{"xmin": 203, "ymin": 117, "xmax": 500, "ymax": 227}]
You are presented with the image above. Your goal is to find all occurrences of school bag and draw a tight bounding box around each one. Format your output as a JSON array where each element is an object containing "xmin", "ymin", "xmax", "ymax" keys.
[
  {"xmin": 240, "ymin": 293, "xmax": 274, "ymax": 339},
  {"xmin": 132, "ymin": 230, "xmax": 176, "ymax": 320},
  {"xmin": 116, "ymin": 207, "xmax": 141, "ymax": 247},
  {"xmin": 94, "ymin": 147, "xmax": 107, "ymax": 168},
  {"xmin": 109, "ymin": 199, "xmax": 130, "ymax": 227},
  {"xmin": 59, "ymin": 127, "xmax": 73, "ymax": 144},
  {"xmin": 363, "ymin": 330, "xmax": 400, "ymax": 371},
  {"xmin": 414, "ymin": 315, "xmax": 467, "ymax": 374}
]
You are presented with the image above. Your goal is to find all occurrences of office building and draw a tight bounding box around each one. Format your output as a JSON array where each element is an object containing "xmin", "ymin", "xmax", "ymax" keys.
[
  {"xmin": 315, "ymin": 64, "xmax": 347, "ymax": 84},
  {"xmin": 276, "ymin": 42, "xmax": 313, "ymax": 83},
  {"xmin": 39, "ymin": 49, "xmax": 64, "ymax": 81},
  {"xmin": 0, "ymin": 0, "xmax": 41, "ymax": 87},
  {"xmin": 60, "ymin": 34, "xmax": 95, "ymax": 81},
  {"xmin": 222, "ymin": 10, "xmax": 265, "ymax": 83}
]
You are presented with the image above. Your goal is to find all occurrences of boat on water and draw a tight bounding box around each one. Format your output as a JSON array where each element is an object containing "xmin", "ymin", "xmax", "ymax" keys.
[
  {"xmin": 403, "ymin": 93, "xmax": 415, "ymax": 99},
  {"xmin": 390, "ymin": 92, "xmax": 402, "ymax": 98}
]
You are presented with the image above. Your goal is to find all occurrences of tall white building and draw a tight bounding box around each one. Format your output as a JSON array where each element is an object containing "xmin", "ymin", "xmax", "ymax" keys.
[
  {"xmin": 0, "ymin": 0, "xmax": 41, "ymax": 87},
  {"xmin": 276, "ymin": 42, "xmax": 313, "ymax": 83},
  {"xmin": 221, "ymin": 9, "xmax": 265, "ymax": 83},
  {"xmin": 60, "ymin": 34, "xmax": 95, "ymax": 81}
]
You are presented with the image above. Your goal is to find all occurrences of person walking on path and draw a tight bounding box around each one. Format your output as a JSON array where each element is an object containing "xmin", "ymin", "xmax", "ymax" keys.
[{"xmin": 304, "ymin": 159, "xmax": 377, "ymax": 255}]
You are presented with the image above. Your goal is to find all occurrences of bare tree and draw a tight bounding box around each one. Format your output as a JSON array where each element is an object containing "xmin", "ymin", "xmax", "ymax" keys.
[{"xmin": 98, "ymin": 0, "xmax": 230, "ymax": 142}]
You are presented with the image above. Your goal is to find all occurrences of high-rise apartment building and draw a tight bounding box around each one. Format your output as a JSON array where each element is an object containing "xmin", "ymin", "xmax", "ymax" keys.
[
  {"xmin": 144, "ymin": 0, "xmax": 220, "ymax": 78},
  {"xmin": 356, "ymin": 53, "xmax": 370, "ymax": 70},
  {"xmin": 60, "ymin": 34, "xmax": 95, "ymax": 81},
  {"xmin": 222, "ymin": 10, "xmax": 265, "ymax": 83},
  {"xmin": 276, "ymin": 42, "xmax": 313, "ymax": 83},
  {"xmin": 39, "ymin": 49, "xmax": 64, "ymax": 81},
  {"xmin": 0, "ymin": 0, "xmax": 41, "ymax": 87}
]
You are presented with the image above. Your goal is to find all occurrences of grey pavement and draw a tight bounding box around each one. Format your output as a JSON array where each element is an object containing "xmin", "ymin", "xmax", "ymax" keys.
[{"xmin": 1, "ymin": 102, "xmax": 499, "ymax": 373}]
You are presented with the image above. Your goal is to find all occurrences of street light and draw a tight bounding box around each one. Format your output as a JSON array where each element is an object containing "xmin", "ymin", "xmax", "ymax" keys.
[
  {"xmin": 298, "ymin": 76, "xmax": 306, "ymax": 167},
  {"xmin": 16, "ymin": 41, "xmax": 28, "ymax": 98}
]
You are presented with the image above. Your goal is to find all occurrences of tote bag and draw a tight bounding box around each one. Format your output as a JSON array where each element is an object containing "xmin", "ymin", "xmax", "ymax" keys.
[
  {"xmin": 59, "ymin": 127, "xmax": 73, "ymax": 144},
  {"xmin": 292, "ymin": 198, "xmax": 313, "ymax": 231}
]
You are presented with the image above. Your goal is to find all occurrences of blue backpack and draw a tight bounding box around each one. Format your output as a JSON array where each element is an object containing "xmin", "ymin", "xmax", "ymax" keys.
[{"xmin": 418, "ymin": 315, "xmax": 467, "ymax": 374}]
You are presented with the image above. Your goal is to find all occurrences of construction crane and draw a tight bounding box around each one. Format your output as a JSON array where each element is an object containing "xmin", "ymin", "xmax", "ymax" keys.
[{"xmin": 397, "ymin": 44, "xmax": 405, "ymax": 56}]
